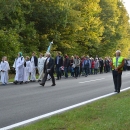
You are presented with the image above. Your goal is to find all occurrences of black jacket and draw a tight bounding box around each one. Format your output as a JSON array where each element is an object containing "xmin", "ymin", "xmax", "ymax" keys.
[
  {"xmin": 30, "ymin": 56, "xmax": 38, "ymax": 67},
  {"xmin": 99, "ymin": 60, "xmax": 104, "ymax": 67},
  {"xmin": 64, "ymin": 57, "xmax": 70, "ymax": 67},
  {"xmin": 44, "ymin": 57, "xmax": 54, "ymax": 73},
  {"xmin": 55, "ymin": 56, "xmax": 63, "ymax": 67}
]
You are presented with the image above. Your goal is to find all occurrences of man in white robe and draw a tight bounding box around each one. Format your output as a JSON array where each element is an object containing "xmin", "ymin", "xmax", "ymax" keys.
[
  {"xmin": 13, "ymin": 52, "xmax": 24, "ymax": 84},
  {"xmin": 0, "ymin": 63, "xmax": 1, "ymax": 82},
  {"xmin": 38, "ymin": 53, "xmax": 46, "ymax": 82},
  {"xmin": 24, "ymin": 56, "xmax": 31, "ymax": 83}
]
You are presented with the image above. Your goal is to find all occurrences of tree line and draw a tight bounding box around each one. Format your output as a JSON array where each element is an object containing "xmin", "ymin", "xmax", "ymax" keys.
[{"xmin": 0, "ymin": 0, "xmax": 130, "ymax": 65}]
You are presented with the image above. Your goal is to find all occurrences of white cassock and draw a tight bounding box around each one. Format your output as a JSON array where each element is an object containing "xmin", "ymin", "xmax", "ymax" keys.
[
  {"xmin": 0, "ymin": 63, "xmax": 1, "ymax": 82},
  {"xmin": 13, "ymin": 57, "xmax": 24, "ymax": 82},
  {"xmin": 24, "ymin": 61, "xmax": 31, "ymax": 82},
  {"xmin": 38, "ymin": 57, "xmax": 46, "ymax": 80},
  {"xmin": 30, "ymin": 56, "xmax": 36, "ymax": 81},
  {"xmin": 5, "ymin": 61, "xmax": 10, "ymax": 83},
  {"xmin": 0, "ymin": 61, "xmax": 10, "ymax": 84}
]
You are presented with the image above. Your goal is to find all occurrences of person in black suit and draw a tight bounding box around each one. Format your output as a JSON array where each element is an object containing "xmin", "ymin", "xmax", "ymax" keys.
[
  {"xmin": 55, "ymin": 52, "xmax": 63, "ymax": 80},
  {"xmin": 99, "ymin": 57, "xmax": 104, "ymax": 74},
  {"xmin": 40, "ymin": 52, "xmax": 56, "ymax": 86},
  {"xmin": 30, "ymin": 52, "xmax": 38, "ymax": 82},
  {"xmin": 104, "ymin": 57, "xmax": 109, "ymax": 73}
]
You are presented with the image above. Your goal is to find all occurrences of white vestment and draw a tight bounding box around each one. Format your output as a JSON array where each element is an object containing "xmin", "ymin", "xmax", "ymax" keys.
[
  {"xmin": 13, "ymin": 57, "xmax": 24, "ymax": 81},
  {"xmin": 0, "ymin": 61, "xmax": 10, "ymax": 84},
  {"xmin": 38, "ymin": 57, "xmax": 46, "ymax": 80},
  {"xmin": 5, "ymin": 61, "xmax": 10, "ymax": 83},
  {"xmin": 30, "ymin": 56, "xmax": 36, "ymax": 80},
  {"xmin": 24, "ymin": 61, "xmax": 31, "ymax": 82},
  {"xmin": 0, "ymin": 63, "xmax": 1, "ymax": 81}
]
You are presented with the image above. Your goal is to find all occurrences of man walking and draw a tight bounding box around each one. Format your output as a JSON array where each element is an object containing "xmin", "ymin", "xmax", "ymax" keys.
[
  {"xmin": 111, "ymin": 50, "xmax": 124, "ymax": 93},
  {"xmin": 55, "ymin": 52, "xmax": 63, "ymax": 80},
  {"xmin": 104, "ymin": 57, "xmax": 109, "ymax": 73},
  {"xmin": 13, "ymin": 52, "xmax": 24, "ymax": 84},
  {"xmin": 99, "ymin": 57, "xmax": 104, "ymax": 74},
  {"xmin": 30, "ymin": 52, "xmax": 38, "ymax": 82},
  {"xmin": 40, "ymin": 52, "xmax": 56, "ymax": 87},
  {"xmin": 83, "ymin": 56, "xmax": 90, "ymax": 77}
]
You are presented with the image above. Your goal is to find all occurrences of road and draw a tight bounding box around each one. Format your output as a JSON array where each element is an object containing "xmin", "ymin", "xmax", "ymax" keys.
[{"xmin": 0, "ymin": 71, "xmax": 130, "ymax": 128}]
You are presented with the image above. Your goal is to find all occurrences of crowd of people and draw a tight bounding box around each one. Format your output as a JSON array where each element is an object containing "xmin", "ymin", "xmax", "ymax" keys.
[{"xmin": 0, "ymin": 51, "xmax": 129, "ymax": 86}]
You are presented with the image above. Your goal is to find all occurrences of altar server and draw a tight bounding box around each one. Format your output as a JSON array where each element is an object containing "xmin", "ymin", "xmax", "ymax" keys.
[
  {"xmin": 24, "ymin": 56, "xmax": 31, "ymax": 83},
  {"xmin": 4, "ymin": 56, "xmax": 10, "ymax": 83},
  {"xmin": 13, "ymin": 52, "xmax": 24, "ymax": 84},
  {"xmin": 38, "ymin": 53, "xmax": 46, "ymax": 82},
  {"xmin": 0, "ymin": 56, "xmax": 10, "ymax": 85}
]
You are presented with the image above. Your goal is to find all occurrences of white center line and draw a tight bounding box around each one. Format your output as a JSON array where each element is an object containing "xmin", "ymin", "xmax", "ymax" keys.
[
  {"xmin": 124, "ymin": 73, "xmax": 130, "ymax": 76},
  {"xmin": 79, "ymin": 78, "xmax": 105, "ymax": 84}
]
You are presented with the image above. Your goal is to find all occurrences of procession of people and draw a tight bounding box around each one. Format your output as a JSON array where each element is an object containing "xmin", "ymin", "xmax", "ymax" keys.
[{"xmin": 0, "ymin": 50, "xmax": 129, "ymax": 93}]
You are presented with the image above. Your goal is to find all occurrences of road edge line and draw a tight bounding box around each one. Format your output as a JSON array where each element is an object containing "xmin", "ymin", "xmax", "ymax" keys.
[{"xmin": 1, "ymin": 87, "xmax": 130, "ymax": 130}]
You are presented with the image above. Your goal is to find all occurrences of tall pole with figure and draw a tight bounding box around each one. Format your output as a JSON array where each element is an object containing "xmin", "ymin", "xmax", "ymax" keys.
[
  {"xmin": 46, "ymin": 41, "xmax": 53, "ymax": 53},
  {"xmin": 46, "ymin": 41, "xmax": 53, "ymax": 80}
]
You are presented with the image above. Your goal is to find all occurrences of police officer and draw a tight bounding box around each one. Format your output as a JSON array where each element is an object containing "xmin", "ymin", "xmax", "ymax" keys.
[{"xmin": 111, "ymin": 50, "xmax": 124, "ymax": 93}]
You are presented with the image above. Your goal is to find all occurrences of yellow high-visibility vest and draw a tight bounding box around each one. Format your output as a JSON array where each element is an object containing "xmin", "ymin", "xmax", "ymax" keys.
[{"xmin": 112, "ymin": 56, "xmax": 124, "ymax": 70}]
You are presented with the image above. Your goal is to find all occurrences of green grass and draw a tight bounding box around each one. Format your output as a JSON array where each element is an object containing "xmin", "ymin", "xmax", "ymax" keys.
[
  {"xmin": 14, "ymin": 90, "xmax": 130, "ymax": 130},
  {"xmin": 8, "ymin": 74, "xmax": 40, "ymax": 82}
]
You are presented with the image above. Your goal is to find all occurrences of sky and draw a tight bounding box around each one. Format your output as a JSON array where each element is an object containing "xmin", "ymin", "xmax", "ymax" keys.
[{"xmin": 123, "ymin": 0, "xmax": 130, "ymax": 16}]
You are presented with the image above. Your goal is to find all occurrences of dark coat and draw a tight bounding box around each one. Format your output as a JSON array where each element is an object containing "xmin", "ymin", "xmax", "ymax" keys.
[
  {"xmin": 64, "ymin": 57, "xmax": 70, "ymax": 67},
  {"xmin": 44, "ymin": 57, "xmax": 54, "ymax": 73},
  {"xmin": 55, "ymin": 56, "xmax": 63, "ymax": 67},
  {"xmin": 99, "ymin": 60, "xmax": 104, "ymax": 67},
  {"xmin": 104, "ymin": 60, "xmax": 109, "ymax": 66},
  {"xmin": 30, "ymin": 56, "xmax": 38, "ymax": 67}
]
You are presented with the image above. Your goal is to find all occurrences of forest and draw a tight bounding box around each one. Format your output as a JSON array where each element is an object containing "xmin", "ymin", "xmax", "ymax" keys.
[{"xmin": 0, "ymin": 0, "xmax": 130, "ymax": 65}]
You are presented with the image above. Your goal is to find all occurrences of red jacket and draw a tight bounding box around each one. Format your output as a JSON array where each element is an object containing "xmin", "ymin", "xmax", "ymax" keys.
[{"xmin": 91, "ymin": 61, "xmax": 95, "ymax": 68}]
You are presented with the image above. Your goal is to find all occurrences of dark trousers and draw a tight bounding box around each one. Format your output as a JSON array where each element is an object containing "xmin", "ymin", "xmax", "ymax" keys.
[
  {"xmin": 64, "ymin": 67, "xmax": 68, "ymax": 78},
  {"xmin": 104, "ymin": 65, "xmax": 108, "ymax": 72},
  {"xmin": 84, "ymin": 67, "xmax": 89, "ymax": 76},
  {"xmin": 123, "ymin": 65, "xmax": 127, "ymax": 71},
  {"xmin": 94, "ymin": 69, "xmax": 98, "ymax": 74},
  {"xmin": 100, "ymin": 66, "xmax": 103, "ymax": 73},
  {"xmin": 74, "ymin": 67, "xmax": 79, "ymax": 77},
  {"xmin": 42, "ymin": 71, "xmax": 55, "ymax": 85},
  {"xmin": 112, "ymin": 70, "xmax": 122, "ymax": 92},
  {"xmin": 56, "ymin": 66, "xmax": 61, "ymax": 79}
]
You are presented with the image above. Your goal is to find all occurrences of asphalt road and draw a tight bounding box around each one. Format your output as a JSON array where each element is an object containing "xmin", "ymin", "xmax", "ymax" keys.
[{"xmin": 0, "ymin": 71, "xmax": 130, "ymax": 128}]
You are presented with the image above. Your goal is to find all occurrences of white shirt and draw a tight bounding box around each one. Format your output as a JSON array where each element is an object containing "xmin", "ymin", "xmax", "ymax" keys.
[
  {"xmin": 16, "ymin": 57, "xmax": 24, "ymax": 70},
  {"xmin": 38, "ymin": 57, "xmax": 45, "ymax": 67},
  {"xmin": 31, "ymin": 56, "xmax": 35, "ymax": 67},
  {"xmin": 46, "ymin": 57, "xmax": 50, "ymax": 64},
  {"xmin": 127, "ymin": 60, "xmax": 130, "ymax": 66},
  {"xmin": 1, "ymin": 61, "xmax": 7, "ymax": 71}
]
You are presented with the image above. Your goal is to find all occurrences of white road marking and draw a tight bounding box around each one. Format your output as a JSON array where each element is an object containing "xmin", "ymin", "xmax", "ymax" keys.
[
  {"xmin": 124, "ymin": 73, "xmax": 130, "ymax": 76},
  {"xmin": 79, "ymin": 78, "xmax": 105, "ymax": 83},
  {"xmin": 1, "ymin": 86, "xmax": 130, "ymax": 130}
]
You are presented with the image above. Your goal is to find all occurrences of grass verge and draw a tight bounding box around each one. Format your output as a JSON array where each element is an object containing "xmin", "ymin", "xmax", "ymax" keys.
[
  {"xmin": 8, "ymin": 74, "xmax": 40, "ymax": 82},
  {"xmin": 14, "ymin": 89, "xmax": 130, "ymax": 130}
]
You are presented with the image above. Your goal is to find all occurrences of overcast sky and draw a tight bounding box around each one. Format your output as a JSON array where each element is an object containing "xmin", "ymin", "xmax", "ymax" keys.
[{"xmin": 123, "ymin": 0, "xmax": 130, "ymax": 16}]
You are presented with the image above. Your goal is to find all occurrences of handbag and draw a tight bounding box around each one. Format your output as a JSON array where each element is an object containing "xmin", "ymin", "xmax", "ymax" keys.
[{"xmin": 72, "ymin": 64, "xmax": 75, "ymax": 68}]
